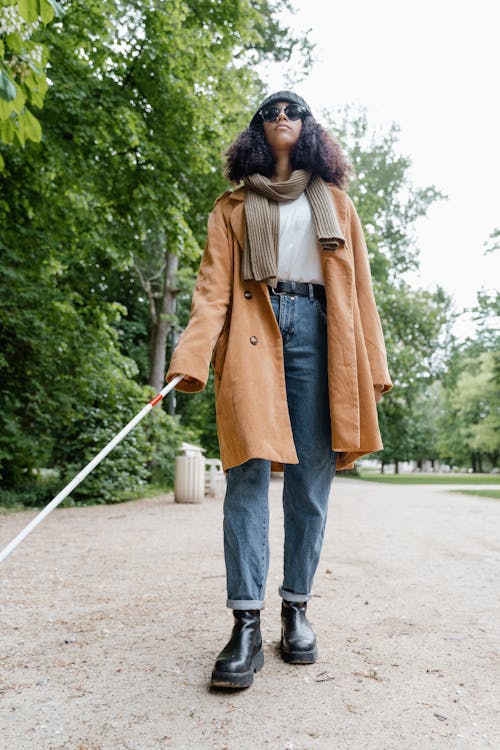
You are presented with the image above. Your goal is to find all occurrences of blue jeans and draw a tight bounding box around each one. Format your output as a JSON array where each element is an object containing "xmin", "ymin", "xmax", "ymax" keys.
[{"xmin": 223, "ymin": 288, "xmax": 337, "ymax": 609}]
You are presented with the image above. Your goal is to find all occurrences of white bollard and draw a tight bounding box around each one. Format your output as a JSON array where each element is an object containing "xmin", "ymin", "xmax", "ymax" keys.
[{"xmin": 174, "ymin": 453, "xmax": 205, "ymax": 503}]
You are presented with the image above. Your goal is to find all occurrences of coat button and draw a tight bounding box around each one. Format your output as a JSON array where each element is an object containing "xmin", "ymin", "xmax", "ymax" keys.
[
  {"xmin": 244, "ymin": 290, "xmax": 253, "ymax": 299},
  {"xmin": 249, "ymin": 336, "xmax": 258, "ymax": 345}
]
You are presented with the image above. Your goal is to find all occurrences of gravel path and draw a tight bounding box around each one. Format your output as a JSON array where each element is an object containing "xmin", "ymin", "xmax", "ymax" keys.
[{"xmin": 1, "ymin": 478, "xmax": 499, "ymax": 750}]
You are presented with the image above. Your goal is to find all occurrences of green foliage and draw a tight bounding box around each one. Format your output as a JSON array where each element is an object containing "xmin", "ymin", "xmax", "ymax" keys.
[
  {"xmin": 55, "ymin": 364, "xmax": 152, "ymax": 505},
  {"xmin": 470, "ymin": 290, "xmax": 500, "ymax": 355},
  {"xmin": 0, "ymin": 0, "xmax": 308, "ymax": 506},
  {"xmin": 435, "ymin": 290, "xmax": 500, "ymax": 471},
  {"xmin": 0, "ymin": 472, "xmax": 61, "ymax": 510},
  {"xmin": 145, "ymin": 408, "xmax": 199, "ymax": 487},
  {"xmin": 455, "ymin": 353, "xmax": 499, "ymax": 458},
  {"xmin": 0, "ymin": 236, "xmax": 150, "ymax": 502},
  {"xmin": 0, "ymin": 0, "xmax": 61, "ymax": 149},
  {"xmin": 4, "ymin": 1, "xmax": 493, "ymax": 501},
  {"xmin": 436, "ymin": 350, "xmax": 500, "ymax": 471}
]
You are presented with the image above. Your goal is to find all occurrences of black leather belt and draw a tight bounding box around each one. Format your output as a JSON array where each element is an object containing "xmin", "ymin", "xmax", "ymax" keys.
[{"xmin": 269, "ymin": 281, "xmax": 326, "ymax": 302}]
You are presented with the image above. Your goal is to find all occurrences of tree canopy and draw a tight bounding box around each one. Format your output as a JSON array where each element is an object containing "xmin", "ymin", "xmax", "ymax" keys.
[
  {"xmin": 0, "ymin": 0, "xmax": 311, "ymax": 505},
  {"xmin": 0, "ymin": 3, "xmax": 497, "ymax": 508}
]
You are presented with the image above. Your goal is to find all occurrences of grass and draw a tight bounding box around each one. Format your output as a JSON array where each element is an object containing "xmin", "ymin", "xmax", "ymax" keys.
[
  {"xmin": 450, "ymin": 489, "xmax": 500, "ymax": 500},
  {"xmin": 357, "ymin": 472, "xmax": 500, "ymax": 485}
]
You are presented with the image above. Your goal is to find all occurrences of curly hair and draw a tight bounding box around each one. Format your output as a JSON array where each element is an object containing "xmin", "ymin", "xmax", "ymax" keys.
[{"xmin": 224, "ymin": 117, "xmax": 352, "ymax": 188}]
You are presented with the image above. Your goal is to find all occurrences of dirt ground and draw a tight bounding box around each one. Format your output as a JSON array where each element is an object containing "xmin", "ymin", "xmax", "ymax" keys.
[{"xmin": 1, "ymin": 477, "xmax": 499, "ymax": 750}]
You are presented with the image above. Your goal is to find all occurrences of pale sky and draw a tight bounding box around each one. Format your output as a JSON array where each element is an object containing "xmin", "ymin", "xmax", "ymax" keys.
[{"xmin": 259, "ymin": 0, "xmax": 499, "ymax": 334}]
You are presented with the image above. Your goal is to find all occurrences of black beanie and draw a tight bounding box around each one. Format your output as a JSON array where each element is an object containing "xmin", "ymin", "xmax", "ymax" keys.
[{"xmin": 250, "ymin": 90, "xmax": 313, "ymax": 128}]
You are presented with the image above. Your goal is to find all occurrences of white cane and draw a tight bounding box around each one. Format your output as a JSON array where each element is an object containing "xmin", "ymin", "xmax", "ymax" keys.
[{"xmin": 0, "ymin": 375, "xmax": 184, "ymax": 565}]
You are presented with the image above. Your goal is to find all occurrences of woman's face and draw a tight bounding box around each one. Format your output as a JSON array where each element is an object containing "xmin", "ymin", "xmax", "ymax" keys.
[{"xmin": 262, "ymin": 101, "xmax": 303, "ymax": 157}]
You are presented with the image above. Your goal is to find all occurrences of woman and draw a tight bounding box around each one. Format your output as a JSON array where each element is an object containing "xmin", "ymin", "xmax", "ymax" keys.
[{"xmin": 167, "ymin": 91, "xmax": 392, "ymax": 689}]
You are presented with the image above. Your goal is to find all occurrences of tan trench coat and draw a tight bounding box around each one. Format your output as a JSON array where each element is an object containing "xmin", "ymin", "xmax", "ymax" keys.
[{"xmin": 166, "ymin": 184, "xmax": 392, "ymax": 471}]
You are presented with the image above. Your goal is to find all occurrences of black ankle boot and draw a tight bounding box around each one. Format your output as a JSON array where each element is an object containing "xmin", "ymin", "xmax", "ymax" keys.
[
  {"xmin": 280, "ymin": 600, "xmax": 318, "ymax": 664},
  {"xmin": 211, "ymin": 610, "xmax": 264, "ymax": 688}
]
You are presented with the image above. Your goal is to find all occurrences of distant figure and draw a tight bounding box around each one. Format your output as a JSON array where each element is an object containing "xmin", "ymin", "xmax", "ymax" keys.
[{"xmin": 167, "ymin": 91, "xmax": 392, "ymax": 688}]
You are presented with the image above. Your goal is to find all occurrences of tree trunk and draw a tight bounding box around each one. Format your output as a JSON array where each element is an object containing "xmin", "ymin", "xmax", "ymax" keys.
[
  {"xmin": 149, "ymin": 251, "xmax": 179, "ymax": 392},
  {"xmin": 394, "ymin": 460, "xmax": 399, "ymax": 474}
]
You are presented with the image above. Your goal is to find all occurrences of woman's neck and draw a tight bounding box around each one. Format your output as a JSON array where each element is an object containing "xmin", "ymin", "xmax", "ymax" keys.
[{"xmin": 272, "ymin": 154, "xmax": 293, "ymax": 182}]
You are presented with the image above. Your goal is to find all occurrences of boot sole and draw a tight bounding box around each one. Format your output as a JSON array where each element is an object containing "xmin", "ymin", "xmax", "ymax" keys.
[
  {"xmin": 280, "ymin": 643, "xmax": 318, "ymax": 664},
  {"xmin": 210, "ymin": 648, "xmax": 264, "ymax": 688}
]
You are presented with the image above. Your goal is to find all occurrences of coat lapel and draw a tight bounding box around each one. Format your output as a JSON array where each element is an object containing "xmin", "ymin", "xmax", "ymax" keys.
[
  {"xmin": 227, "ymin": 188, "xmax": 246, "ymax": 250},
  {"xmin": 229, "ymin": 202, "xmax": 245, "ymax": 250}
]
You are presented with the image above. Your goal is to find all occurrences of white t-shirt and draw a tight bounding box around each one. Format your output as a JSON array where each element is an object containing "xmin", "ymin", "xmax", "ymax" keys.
[{"xmin": 277, "ymin": 192, "xmax": 324, "ymax": 284}]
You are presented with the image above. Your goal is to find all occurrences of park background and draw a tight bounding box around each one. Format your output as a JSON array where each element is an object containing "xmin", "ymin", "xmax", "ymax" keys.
[{"xmin": 0, "ymin": 0, "xmax": 499, "ymax": 511}]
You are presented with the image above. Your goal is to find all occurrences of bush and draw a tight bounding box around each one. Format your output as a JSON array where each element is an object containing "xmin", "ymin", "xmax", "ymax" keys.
[{"xmin": 145, "ymin": 408, "xmax": 200, "ymax": 488}]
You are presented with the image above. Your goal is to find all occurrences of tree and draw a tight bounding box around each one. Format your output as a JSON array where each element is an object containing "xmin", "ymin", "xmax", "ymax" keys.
[
  {"xmin": 456, "ymin": 352, "xmax": 499, "ymax": 470},
  {"xmin": 33, "ymin": 0, "xmax": 312, "ymax": 391},
  {"xmin": 0, "ymin": 0, "xmax": 311, "ymax": 502},
  {"xmin": 436, "ymin": 289, "xmax": 500, "ymax": 471},
  {"xmin": 470, "ymin": 289, "xmax": 500, "ymax": 355}
]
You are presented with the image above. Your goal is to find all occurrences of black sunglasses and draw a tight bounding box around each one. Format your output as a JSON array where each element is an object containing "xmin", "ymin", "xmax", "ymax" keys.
[{"xmin": 259, "ymin": 103, "xmax": 308, "ymax": 122}]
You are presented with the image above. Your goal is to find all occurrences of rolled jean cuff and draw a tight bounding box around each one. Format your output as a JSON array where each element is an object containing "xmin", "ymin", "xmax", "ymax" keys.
[
  {"xmin": 279, "ymin": 586, "xmax": 311, "ymax": 603},
  {"xmin": 226, "ymin": 598, "xmax": 265, "ymax": 610}
]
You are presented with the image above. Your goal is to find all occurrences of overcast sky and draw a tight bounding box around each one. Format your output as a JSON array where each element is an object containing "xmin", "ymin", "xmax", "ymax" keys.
[{"xmin": 259, "ymin": 0, "xmax": 499, "ymax": 333}]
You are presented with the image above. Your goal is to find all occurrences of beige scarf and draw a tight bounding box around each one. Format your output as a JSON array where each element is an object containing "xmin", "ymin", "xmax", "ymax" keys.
[{"xmin": 242, "ymin": 170, "xmax": 345, "ymax": 286}]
